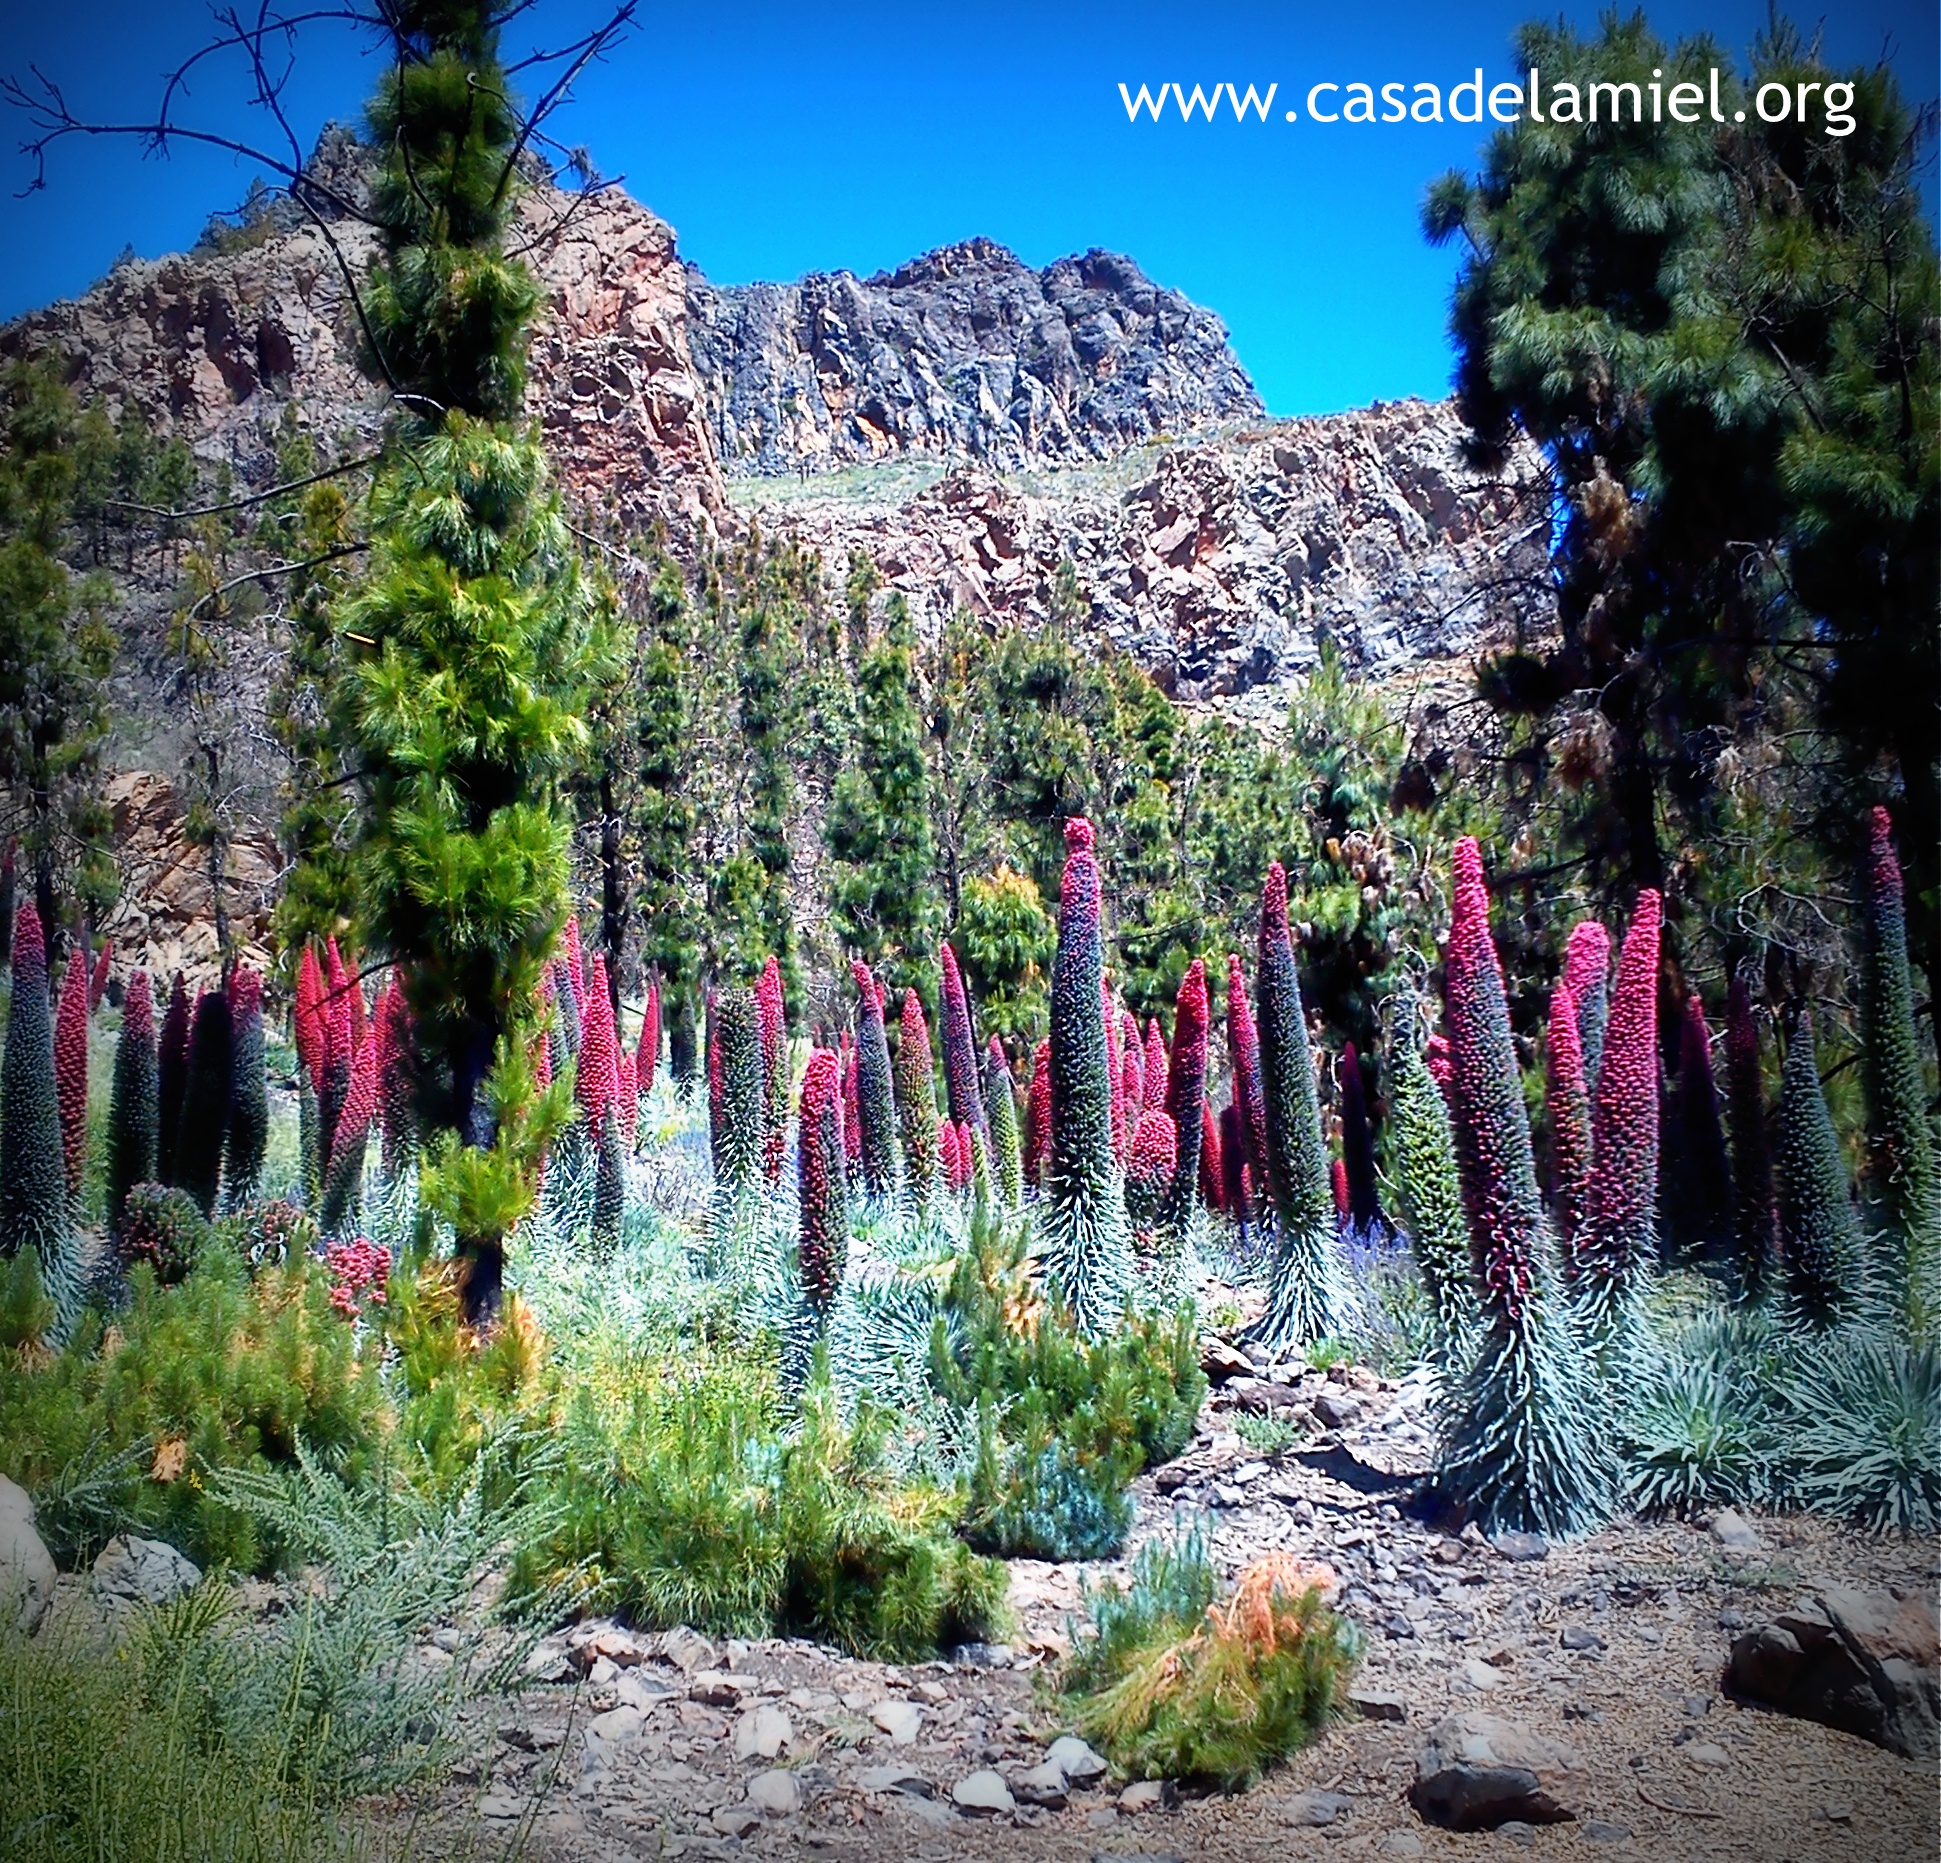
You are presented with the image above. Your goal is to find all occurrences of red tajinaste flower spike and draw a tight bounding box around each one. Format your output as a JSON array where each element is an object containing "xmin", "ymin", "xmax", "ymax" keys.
[
  {"xmin": 616, "ymin": 1052, "xmax": 638, "ymax": 1143},
  {"xmin": 797, "ymin": 1047, "xmax": 849, "ymax": 1310},
  {"xmin": 1024, "ymin": 1038, "xmax": 1051, "ymax": 1188},
  {"xmin": 1144, "ymin": 1017, "xmax": 1169, "ymax": 1122},
  {"xmin": 1129, "ymin": 1105, "xmax": 1177, "ymax": 1182},
  {"xmin": 562, "ymin": 916, "xmax": 586, "ymax": 1011},
  {"xmin": 1120, "ymin": 1008, "xmax": 1143, "ymax": 1110},
  {"xmin": 1545, "ymin": 984, "xmax": 1592, "ymax": 1261},
  {"xmin": 939, "ymin": 940, "xmax": 985, "ymax": 1134},
  {"xmin": 375, "ymin": 974, "xmax": 413, "ymax": 1166},
  {"xmin": 1425, "ymin": 1032, "xmax": 1453, "ymax": 1096},
  {"xmin": 1226, "ymin": 953, "xmax": 1266, "ymax": 1188},
  {"xmin": 1162, "ymin": 957, "xmax": 1209, "ymax": 1235},
  {"xmin": 53, "ymin": 946, "xmax": 90, "ymax": 1200},
  {"xmin": 938, "ymin": 1117, "xmax": 963, "ymax": 1192},
  {"xmin": 639, "ymin": 979, "xmax": 660, "ymax": 1095},
  {"xmin": 757, "ymin": 955, "xmax": 787, "ymax": 1184},
  {"xmin": 324, "ymin": 938, "xmax": 355, "ymax": 1071},
  {"xmin": 577, "ymin": 952, "xmax": 620, "ymax": 1131},
  {"xmin": 328, "ymin": 1023, "xmax": 380, "ymax": 1182},
  {"xmin": 342, "ymin": 942, "xmax": 368, "ymax": 1053},
  {"xmin": 897, "ymin": 987, "xmax": 941, "ymax": 1196},
  {"xmin": 1199, "ymin": 1098, "xmax": 1223, "ymax": 1211},
  {"xmin": 1579, "ymin": 889, "xmax": 1662, "ymax": 1321},
  {"xmin": 1220, "ymin": 1100, "xmax": 1252, "ymax": 1229},
  {"xmin": 1105, "ymin": 976, "xmax": 1127, "ymax": 1162},
  {"xmin": 706, "ymin": 993, "xmax": 724, "ymax": 1164},
  {"xmin": 1561, "ymin": 917, "xmax": 1612, "ymax": 1083},
  {"xmin": 294, "ymin": 944, "xmax": 325, "ymax": 1096},
  {"xmin": 1330, "ymin": 1156, "xmax": 1350, "ymax": 1219},
  {"xmin": 840, "ymin": 1031, "xmax": 862, "ymax": 1167},
  {"xmin": 88, "ymin": 940, "xmax": 112, "ymax": 1010},
  {"xmin": 848, "ymin": 962, "xmax": 898, "ymax": 1199}
]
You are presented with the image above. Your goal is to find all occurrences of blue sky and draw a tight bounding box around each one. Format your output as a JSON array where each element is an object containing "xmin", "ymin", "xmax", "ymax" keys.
[{"xmin": 0, "ymin": 0, "xmax": 1933, "ymax": 416}]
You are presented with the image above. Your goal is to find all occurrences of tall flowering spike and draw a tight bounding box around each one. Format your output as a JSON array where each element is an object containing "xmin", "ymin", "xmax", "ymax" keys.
[
  {"xmin": 616, "ymin": 1052, "xmax": 638, "ymax": 1144},
  {"xmin": 849, "ymin": 962, "xmax": 900, "ymax": 1200},
  {"xmin": 1388, "ymin": 1033, "xmax": 1478, "ymax": 1364},
  {"xmin": 550, "ymin": 956, "xmax": 582, "ymax": 1062},
  {"xmin": 106, "ymin": 969, "xmax": 158, "ymax": 1240},
  {"xmin": 343, "ymin": 943, "xmax": 369, "ymax": 1054},
  {"xmin": 1024, "ymin": 1038, "xmax": 1051, "ymax": 1189},
  {"xmin": 1777, "ymin": 1010, "xmax": 1862, "ymax": 1328},
  {"xmin": 895, "ymin": 988, "xmax": 942, "ymax": 1205},
  {"xmin": 1437, "ymin": 837, "xmax": 1612, "ymax": 1538},
  {"xmin": 939, "ymin": 1119, "xmax": 968, "ymax": 1193},
  {"xmin": 1545, "ymin": 986, "xmax": 1593, "ymax": 1263},
  {"xmin": 53, "ymin": 950, "xmax": 89, "ymax": 1201},
  {"xmin": 839, "ymin": 1034, "xmax": 862, "ymax": 1166},
  {"xmin": 1199, "ymin": 1098, "xmax": 1223, "ymax": 1212},
  {"xmin": 562, "ymin": 916, "xmax": 586, "ymax": 1012},
  {"xmin": 1247, "ymin": 862, "xmax": 1348, "ymax": 1353},
  {"xmin": 797, "ymin": 1048, "xmax": 849, "ymax": 1314},
  {"xmin": 576, "ymin": 951, "xmax": 621, "ymax": 1138},
  {"xmin": 757, "ymin": 955, "xmax": 788, "ymax": 1184},
  {"xmin": 1, "ymin": 904, "xmax": 78, "ymax": 1331},
  {"xmin": 1042, "ymin": 818, "xmax": 1131, "ymax": 1336},
  {"xmin": 1219, "ymin": 1101, "xmax": 1252, "ymax": 1233},
  {"xmin": 713, "ymin": 988, "xmax": 767, "ymax": 1199},
  {"xmin": 320, "ymin": 1022, "xmax": 379, "ymax": 1232},
  {"xmin": 1574, "ymin": 889, "xmax": 1662, "ymax": 1332},
  {"xmin": 1339, "ymin": 1041, "xmax": 1382, "ymax": 1230},
  {"xmin": 1144, "ymin": 1018, "xmax": 1170, "ymax": 1125},
  {"xmin": 175, "ymin": 991, "xmax": 234, "ymax": 1218},
  {"xmin": 320, "ymin": 939, "xmax": 353, "ymax": 1169},
  {"xmin": 639, "ymin": 979, "xmax": 661, "ymax": 1096},
  {"xmin": 1330, "ymin": 1157, "xmax": 1350, "ymax": 1220},
  {"xmin": 939, "ymin": 941, "xmax": 986, "ymax": 1134},
  {"xmin": 224, "ymin": 966, "xmax": 269, "ymax": 1207},
  {"xmin": 1126, "ymin": 1107, "xmax": 1179, "ymax": 1229},
  {"xmin": 155, "ymin": 973, "xmax": 191, "ymax": 1187},
  {"xmin": 1861, "ymin": 805, "xmax": 1938, "ymax": 1317},
  {"xmin": 1426, "ymin": 1032, "xmax": 1453, "ymax": 1096},
  {"xmin": 294, "ymin": 945, "xmax": 325, "ymax": 1097},
  {"xmin": 985, "ymin": 1037, "xmax": 1024, "ymax": 1208},
  {"xmin": 1670, "ymin": 993, "xmax": 1731, "ymax": 1260},
  {"xmin": 1105, "ymin": 979, "xmax": 1127, "ymax": 1163},
  {"xmin": 376, "ymin": 976, "xmax": 416, "ymax": 1174},
  {"xmin": 1561, "ymin": 919, "xmax": 1612, "ymax": 1088},
  {"xmin": 1225, "ymin": 954, "xmax": 1267, "ymax": 1190},
  {"xmin": 1724, "ymin": 976, "xmax": 1777, "ymax": 1298},
  {"xmin": 87, "ymin": 941, "xmax": 111, "ymax": 1011},
  {"xmin": 1160, "ymin": 957, "xmax": 1209, "ymax": 1244},
  {"xmin": 593, "ymin": 1103, "xmax": 626, "ymax": 1248},
  {"xmin": 1120, "ymin": 1009, "xmax": 1144, "ymax": 1111}
]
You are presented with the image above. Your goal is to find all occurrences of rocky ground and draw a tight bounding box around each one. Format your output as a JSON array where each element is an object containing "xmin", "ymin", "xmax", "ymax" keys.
[{"xmin": 355, "ymin": 1356, "xmax": 1938, "ymax": 1863}]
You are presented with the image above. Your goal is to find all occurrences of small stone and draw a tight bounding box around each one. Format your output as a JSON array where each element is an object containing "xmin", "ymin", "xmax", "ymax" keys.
[
  {"xmin": 1013, "ymin": 1761, "xmax": 1070, "ymax": 1808},
  {"xmin": 1684, "ymin": 1741, "xmax": 1731, "ymax": 1768},
  {"xmin": 1090, "ymin": 1854, "xmax": 1187, "ymax": 1863},
  {"xmin": 747, "ymin": 1768, "xmax": 801, "ymax": 1816},
  {"xmin": 1385, "ymin": 1614, "xmax": 1417, "ymax": 1640},
  {"xmin": 856, "ymin": 1763, "xmax": 933, "ymax": 1797},
  {"xmin": 1489, "ymin": 1530, "xmax": 1549, "ymax": 1563},
  {"xmin": 1583, "ymin": 1820, "xmax": 1633, "ymax": 1843},
  {"xmin": 657, "ymin": 1625, "xmax": 717, "ymax": 1673},
  {"xmin": 870, "ymin": 1698, "xmax": 924, "ymax": 1745},
  {"xmin": 1497, "ymin": 1820, "xmax": 1538, "ymax": 1846},
  {"xmin": 1118, "ymin": 1779, "xmax": 1172, "ymax": 1812},
  {"xmin": 1409, "ymin": 1709, "xmax": 1582, "ymax": 1830},
  {"xmin": 1682, "ymin": 1693, "xmax": 1712, "ymax": 1718},
  {"xmin": 91, "ymin": 1534, "xmax": 202, "ymax": 1611},
  {"xmin": 712, "ymin": 1805, "xmax": 762, "ymax": 1838},
  {"xmin": 734, "ymin": 1703, "xmax": 793, "ymax": 1761},
  {"xmin": 1348, "ymin": 1685, "xmax": 1407, "ymax": 1722},
  {"xmin": 580, "ymin": 1703, "xmax": 644, "ymax": 1776},
  {"xmin": 1202, "ymin": 1337, "xmax": 1252, "ymax": 1382},
  {"xmin": 1048, "ymin": 1735, "xmax": 1110, "ymax": 1785},
  {"xmin": 1822, "ymin": 1803, "xmax": 1853, "ymax": 1824},
  {"xmin": 1458, "ymin": 1656, "xmax": 1506, "ymax": 1692},
  {"xmin": 1377, "ymin": 1835, "xmax": 1425, "ymax": 1858},
  {"xmin": 952, "ymin": 1768, "xmax": 1015, "ymax": 1815},
  {"xmin": 1560, "ymin": 1626, "xmax": 1606, "ymax": 1652},
  {"xmin": 688, "ymin": 1668, "xmax": 746, "ymax": 1706},
  {"xmin": 952, "ymin": 1640, "xmax": 1014, "ymax": 1668},
  {"xmin": 914, "ymin": 1680, "xmax": 948, "ymax": 1703},
  {"xmin": 478, "ymin": 1792, "xmax": 523, "ymax": 1820},
  {"xmin": 1717, "ymin": 1608, "xmax": 1746, "ymax": 1632},
  {"xmin": 1282, "ymin": 1789, "xmax": 1354, "ymax": 1826},
  {"xmin": 1709, "ymin": 1509, "xmax": 1765, "ymax": 1552},
  {"xmin": 1314, "ymin": 1390, "xmax": 1363, "ymax": 1429}
]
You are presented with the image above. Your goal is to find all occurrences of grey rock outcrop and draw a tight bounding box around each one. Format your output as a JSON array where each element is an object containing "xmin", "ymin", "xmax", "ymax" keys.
[
  {"xmin": 1409, "ymin": 1710, "xmax": 1581, "ymax": 1830},
  {"xmin": 0, "ymin": 1476, "xmax": 57, "ymax": 1636},
  {"xmin": 91, "ymin": 1534, "xmax": 202, "ymax": 1612},
  {"xmin": 687, "ymin": 238, "xmax": 1259, "ymax": 476}
]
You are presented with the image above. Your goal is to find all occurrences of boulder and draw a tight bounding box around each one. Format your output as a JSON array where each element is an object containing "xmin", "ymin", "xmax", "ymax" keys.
[
  {"xmin": 0, "ymin": 1476, "xmax": 56, "ymax": 1636},
  {"xmin": 747, "ymin": 1768, "xmax": 801, "ymax": 1817},
  {"xmin": 1409, "ymin": 1711, "xmax": 1581, "ymax": 1831},
  {"xmin": 951, "ymin": 1768, "xmax": 1015, "ymax": 1815},
  {"xmin": 733, "ymin": 1703, "xmax": 792, "ymax": 1762},
  {"xmin": 1726, "ymin": 1587, "xmax": 1939, "ymax": 1762},
  {"xmin": 1047, "ymin": 1733, "xmax": 1110, "ymax": 1785},
  {"xmin": 91, "ymin": 1534, "xmax": 201, "ymax": 1612}
]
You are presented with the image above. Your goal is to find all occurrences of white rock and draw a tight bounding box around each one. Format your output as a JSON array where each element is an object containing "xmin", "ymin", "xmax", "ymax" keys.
[
  {"xmin": 1458, "ymin": 1655, "xmax": 1506, "ymax": 1692},
  {"xmin": 1046, "ymin": 1734, "xmax": 1109, "ymax": 1785},
  {"xmin": 1012, "ymin": 1760, "xmax": 1069, "ymax": 1808},
  {"xmin": 951, "ymin": 1768, "xmax": 1015, "ymax": 1815},
  {"xmin": 0, "ymin": 1476, "xmax": 56, "ymax": 1637},
  {"xmin": 870, "ymin": 1697, "xmax": 924, "ymax": 1745},
  {"xmin": 1709, "ymin": 1509, "xmax": 1766, "ymax": 1552},
  {"xmin": 92, "ymin": 1534, "xmax": 201, "ymax": 1611},
  {"xmin": 856, "ymin": 1763, "xmax": 933, "ymax": 1796},
  {"xmin": 734, "ymin": 1703, "xmax": 793, "ymax": 1761},
  {"xmin": 579, "ymin": 1703, "xmax": 644, "ymax": 1776},
  {"xmin": 712, "ymin": 1805, "xmax": 762, "ymax": 1837},
  {"xmin": 1685, "ymin": 1741, "xmax": 1732, "ymax": 1768},
  {"xmin": 747, "ymin": 1767, "xmax": 801, "ymax": 1816},
  {"xmin": 1119, "ymin": 1779, "xmax": 1169, "ymax": 1811}
]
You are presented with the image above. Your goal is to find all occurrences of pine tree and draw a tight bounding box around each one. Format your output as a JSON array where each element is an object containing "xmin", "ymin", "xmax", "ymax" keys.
[
  {"xmin": 174, "ymin": 990, "xmax": 233, "ymax": 1217},
  {"xmin": 1572, "ymin": 889, "xmax": 1661, "ymax": 1335},
  {"xmin": 1247, "ymin": 863, "xmax": 1348, "ymax": 1354},
  {"xmin": 1776, "ymin": 1010, "xmax": 1862, "ymax": 1327},
  {"xmin": 1159, "ymin": 956, "xmax": 1209, "ymax": 1250},
  {"xmin": 1040, "ymin": 819, "xmax": 1130, "ymax": 1336},
  {"xmin": 1860, "ymin": 805, "xmax": 1938, "ymax": 1321},
  {"xmin": 1437, "ymin": 839, "xmax": 1612, "ymax": 1538},
  {"xmin": 106, "ymin": 966, "xmax": 157, "ymax": 1239},
  {"xmin": 0, "ymin": 903, "xmax": 77, "ymax": 1331},
  {"xmin": 797, "ymin": 1047, "xmax": 848, "ymax": 1316},
  {"xmin": 1724, "ymin": 975, "xmax": 1778, "ymax": 1299},
  {"xmin": 224, "ymin": 966, "xmax": 269, "ymax": 1206}
]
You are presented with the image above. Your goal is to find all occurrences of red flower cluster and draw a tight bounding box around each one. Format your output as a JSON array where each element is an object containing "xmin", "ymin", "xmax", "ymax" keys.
[{"xmin": 324, "ymin": 1235, "xmax": 391, "ymax": 1320}]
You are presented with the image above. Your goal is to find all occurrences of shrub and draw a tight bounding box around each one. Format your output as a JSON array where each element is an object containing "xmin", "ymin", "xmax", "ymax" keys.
[
  {"xmin": 118, "ymin": 1182, "xmax": 211, "ymax": 1285},
  {"xmin": 1774, "ymin": 1331, "xmax": 1940, "ymax": 1535},
  {"xmin": 1061, "ymin": 1539, "xmax": 1359, "ymax": 1790},
  {"xmin": 1624, "ymin": 1347, "xmax": 1770, "ymax": 1517},
  {"xmin": 1248, "ymin": 863, "xmax": 1349, "ymax": 1354}
]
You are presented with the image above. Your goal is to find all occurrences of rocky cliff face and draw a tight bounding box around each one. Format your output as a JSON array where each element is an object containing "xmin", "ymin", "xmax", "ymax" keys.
[
  {"xmin": 737, "ymin": 399, "xmax": 1547, "ymax": 700},
  {"xmin": 685, "ymin": 238, "xmax": 1262, "ymax": 476}
]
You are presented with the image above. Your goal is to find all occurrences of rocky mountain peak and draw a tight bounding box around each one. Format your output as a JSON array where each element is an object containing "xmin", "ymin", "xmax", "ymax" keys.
[{"xmin": 870, "ymin": 237, "xmax": 1032, "ymax": 289}]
